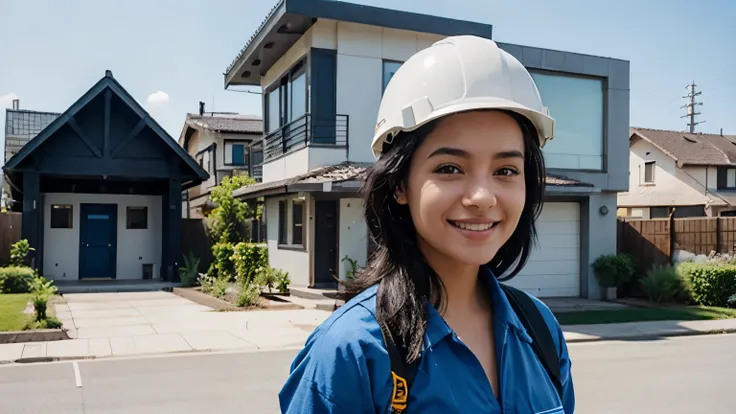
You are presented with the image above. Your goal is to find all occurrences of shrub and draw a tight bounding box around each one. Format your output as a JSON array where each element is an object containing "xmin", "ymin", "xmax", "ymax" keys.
[
  {"xmin": 640, "ymin": 264, "xmax": 686, "ymax": 304},
  {"xmin": 236, "ymin": 283, "xmax": 261, "ymax": 307},
  {"xmin": 342, "ymin": 256, "xmax": 362, "ymax": 280},
  {"xmin": 29, "ymin": 277, "xmax": 58, "ymax": 321},
  {"xmin": 10, "ymin": 239, "xmax": 35, "ymax": 267},
  {"xmin": 208, "ymin": 175, "xmax": 260, "ymax": 244},
  {"xmin": 212, "ymin": 242, "xmax": 236, "ymax": 281},
  {"xmin": 232, "ymin": 242, "xmax": 268, "ymax": 286},
  {"xmin": 677, "ymin": 263, "xmax": 736, "ymax": 307},
  {"xmin": 592, "ymin": 253, "xmax": 636, "ymax": 288},
  {"xmin": 255, "ymin": 267, "xmax": 289, "ymax": 294},
  {"xmin": 0, "ymin": 266, "xmax": 35, "ymax": 293},
  {"xmin": 275, "ymin": 269, "xmax": 290, "ymax": 294},
  {"xmin": 728, "ymin": 294, "xmax": 736, "ymax": 309},
  {"xmin": 25, "ymin": 316, "xmax": 63, "ymax": 330},
  {"xmin": 178, "ymin": 251, "xmax": 200, "ymax": 287}
]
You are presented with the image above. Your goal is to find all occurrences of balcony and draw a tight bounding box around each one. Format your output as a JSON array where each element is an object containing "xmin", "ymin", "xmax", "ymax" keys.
[{"xmin": 262, "ymin": 114, "xmax": 349, "ymax": 162}]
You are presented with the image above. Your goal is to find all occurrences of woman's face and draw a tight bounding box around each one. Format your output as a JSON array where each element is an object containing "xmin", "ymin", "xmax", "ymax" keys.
[{"xmin": 396, "ymin": 110, "xmax": 528, "ymax": 270}]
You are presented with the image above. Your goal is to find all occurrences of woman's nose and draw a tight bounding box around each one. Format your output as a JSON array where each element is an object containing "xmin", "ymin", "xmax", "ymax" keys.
[{"xmin": 462, "ymin": 182, "xmax": 498, "ymax": 211}]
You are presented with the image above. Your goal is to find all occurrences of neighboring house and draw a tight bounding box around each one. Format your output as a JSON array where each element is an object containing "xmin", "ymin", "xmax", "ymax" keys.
[
  {"xmin": 618, "ymin": 127, "xmax": 736, "ymax": 219},
  {"xmin": 2, "ymin": 102, "xmax": 60, "ymax": 209},
  {"xmin": 2, "ymin": 70, "xmax": 208, "ymax": 282},
  {"xmin": 177, "ymin": 105, "xmax": 263, "ymax": 218},
  {"xmin": 224, "ymin": 0, "xmax": 630, "ymax": 299}
]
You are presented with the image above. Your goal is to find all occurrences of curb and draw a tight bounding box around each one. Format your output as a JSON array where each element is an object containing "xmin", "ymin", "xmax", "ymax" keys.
[
  {"xmin": 564, "ymin": 327, "xmax": 736, "ymax": 343},
  {"xmin": 0, "ymin": 345, "xmax": 306, "ymax": 365},
  {"xmin": 0, "ymin": 329, "xmax": 70, "ymax": 344}
]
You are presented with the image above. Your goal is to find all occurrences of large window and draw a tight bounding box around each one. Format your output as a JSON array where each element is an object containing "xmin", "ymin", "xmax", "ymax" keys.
[
  {"xmin": 126, "ymin": 207, "xmax": 148, "ymax": 229},
  {"xmin": 530, "ymin": 71, "xmax": 605, "ymax": 170},
  {"xmin": 383, "ymin": 60, "xmax": 403, "ymax": 93},
  {"xmin": 264, "ymin": 59, "xmax": 308, "ymax": 133}
]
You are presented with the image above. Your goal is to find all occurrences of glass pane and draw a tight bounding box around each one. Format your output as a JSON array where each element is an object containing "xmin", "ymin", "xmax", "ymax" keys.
[
  {"xmin": 290, "ymin": 71, "xmax": 307, "ymax": 122},
  {"xmin": 88, "ymin": 214, "xmax": 109, "ymax": 220},
  {"xmin": 531, "ymin": 72, "xmax": 604, "ymax": 170},
  {"xmin": 383, "ymin": 61, "xmax": 403, "ymax": 92},
  {"xmin": 266, "ymin": 89, "xmax": 280, "ymax": 133}
]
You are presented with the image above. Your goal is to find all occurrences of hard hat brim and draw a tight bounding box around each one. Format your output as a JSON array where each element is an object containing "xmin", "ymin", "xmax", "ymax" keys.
[{"xmin": 372, "ymin": 98, "xmax": 555, "ymax": 158}]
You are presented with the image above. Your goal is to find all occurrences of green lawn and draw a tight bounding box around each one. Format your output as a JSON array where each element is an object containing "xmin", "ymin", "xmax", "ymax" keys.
[
  {"xmin": 554, "ymin": 306, "xmax": 736, "ymax": 326},
  {"xmin": 0, "ymin": 294, "xmax": 32, "ymax": 331}
]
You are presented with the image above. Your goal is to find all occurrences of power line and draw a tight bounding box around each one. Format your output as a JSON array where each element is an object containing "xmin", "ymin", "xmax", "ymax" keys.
[{"xmin": 680, "ymin": 81, "xmax": 704, "ymax": 133}]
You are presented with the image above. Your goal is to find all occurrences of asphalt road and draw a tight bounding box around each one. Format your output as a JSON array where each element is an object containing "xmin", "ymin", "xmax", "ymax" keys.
[{"xmin": 0, "ymin": 334, "xmax": 734, "ymax": 413}]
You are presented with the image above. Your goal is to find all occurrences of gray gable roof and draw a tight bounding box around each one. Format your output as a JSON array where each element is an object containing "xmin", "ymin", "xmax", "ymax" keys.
[
  {"xmin": 185, "ymin": 114, "xmax": 263, "ymax": 134},
  {"xmin": 631, "ymin": 127, "xmax": 736, "ymax": 167}
]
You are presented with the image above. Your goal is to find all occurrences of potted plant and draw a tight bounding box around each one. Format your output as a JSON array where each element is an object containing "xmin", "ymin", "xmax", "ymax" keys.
[{"xmin": 592, "ymin": 253, "xmax": 636, "ymax": 300}]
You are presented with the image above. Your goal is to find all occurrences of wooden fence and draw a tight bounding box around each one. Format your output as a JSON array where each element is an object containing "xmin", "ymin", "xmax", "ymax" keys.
[
  {"xmin": 0, "ymin": 212, "xmax": 22, "ymax": 266},
  {"xmin": 181, "ymin": 218, "xmax": 214, "ymax": 273},
  {"xmin": 618, "ymin": 216, "xmax": 736, "ymax": 270}
]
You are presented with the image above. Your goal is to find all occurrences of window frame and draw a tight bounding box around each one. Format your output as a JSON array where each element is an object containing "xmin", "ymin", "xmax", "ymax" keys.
[
  {"xmin": 126, "ymin": 206, "xmax": 148, "ymax": 230},
  {"xmin": 50, "ymin": 204, "xmax": 73, "ymax": 229},
  {"xmin": 277, "ymin": 197, "xmax": 307, "ymax": 249},
  {"xmin": 264, "ymin": 57, "xmax": 309, "ymax": 134},
  {"xmin": 223, "ymin": 139, "xmax": 248, "ymax": 167},
  {"xmin": 528, "ymin": 68, "xmax": 607, "ymax": 172},
  {"xmin": 643, "ymin": 161, "xmax": 655, "ymax": 184},
  {"xmin": 382, "ymin": 60, "xmax": 403, "ymax": 94}
]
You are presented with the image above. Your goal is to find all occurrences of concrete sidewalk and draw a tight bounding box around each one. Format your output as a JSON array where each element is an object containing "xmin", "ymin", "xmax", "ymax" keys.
[
  {"xmin": 0, "ymin": 291, "xmax": 331, "ymax": 363},
  {"xmin": 563, "ymin": 318, "xmax": 736, "ymax": 343}
]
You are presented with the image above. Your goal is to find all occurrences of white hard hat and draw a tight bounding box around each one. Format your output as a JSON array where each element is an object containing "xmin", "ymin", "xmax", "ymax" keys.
[{"xmin": 372, "ymin": 35, "xmax": 555, "ymax": 158}]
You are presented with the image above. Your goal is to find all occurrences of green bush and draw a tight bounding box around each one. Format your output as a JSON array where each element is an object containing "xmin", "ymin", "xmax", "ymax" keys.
[
  {"xmin": 236, "ymin": 283, "xmax": 261, "ymax": 307},
  {"xmin": 30, "ymin": 277, "xmax": 58, "ymax": 321},
  {"xmin": 640, "ymin": 264, "xmax": 686, "ymax": 304},
  {"xmin": 255, "ymin": 267, "xmax": 289, "ymax": 294},
  {"xmin": 212, "ymin": 242, "xmax": 236, "ymax": 281},
  {"xmin": 25, "ymin": 316, "xmax": 63, "ymax": 330},
  {"xmin": 10, "ymin": 239, "xmax": 35, "ymax": 267},
  {"xmin": 677, "ymin": 263, "xmax": 736, "ymax": 307},
  {"xmin": 232, "ymin": 242, "xmax": 268, "ymax": 286},
  {"xmin": 592, "ymin": 253, "xmax": 636, "ymax": 288},
  {"xmin": 0, "ymin": 266, "xmax": 35, "ymax": 293},
  {"xmin": 178, "ymin": 251, "xmax": 200, "ymax": 287}
]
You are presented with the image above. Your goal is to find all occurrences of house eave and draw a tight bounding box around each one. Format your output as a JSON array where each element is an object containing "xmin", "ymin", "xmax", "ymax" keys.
[{"xmin": 224, "ymin": 0, "xmax": 493, "ymax": 88}]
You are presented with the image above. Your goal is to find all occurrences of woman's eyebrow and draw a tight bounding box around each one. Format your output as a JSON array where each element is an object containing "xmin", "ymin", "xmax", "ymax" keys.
[{"xmin": 427, "ymin": 147, "xmax": 524, "ymax": 160}]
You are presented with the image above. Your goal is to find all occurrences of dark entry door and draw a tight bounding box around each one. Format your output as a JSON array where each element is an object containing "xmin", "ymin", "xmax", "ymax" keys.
[
  {"xmin": 314, "ymin": 200, "xmax": 338, "ymax": 288},
  {"xmin": 79, "ymin": 203, "xmax": 118, "ymax": 279}
]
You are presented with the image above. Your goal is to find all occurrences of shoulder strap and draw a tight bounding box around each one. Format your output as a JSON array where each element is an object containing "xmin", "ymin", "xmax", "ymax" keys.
[
  {"xmin": 500, "ymin": 284, "xmax": 563, "ymax": 399},
  {"xmin": 379, "ymin": 321, "xmax": 419, "ymax": 414}
]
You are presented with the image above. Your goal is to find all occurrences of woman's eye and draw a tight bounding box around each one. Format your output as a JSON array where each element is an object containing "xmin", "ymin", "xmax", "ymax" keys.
[
  {"xmin": 435, "ymin": 165, "xmax": 462, "ymax": 174},
  {"xmin": 495, "ymin": 167, "xmax": 520, "ymax": 176}
]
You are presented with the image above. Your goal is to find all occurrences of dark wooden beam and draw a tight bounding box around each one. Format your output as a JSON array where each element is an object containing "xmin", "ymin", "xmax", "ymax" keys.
[
  {"xmin": 19, "ymin": 156, "xmax": 176, "ymax": 179},
  {"xmin": 68, "ymin": 116, "xmax": 103, "ymax": 158},
  {"xmin": 111, "ymin": 117, "xmax": 147, "ymax": 158},
  {"xmin": 103, "ymin": 89, "xmax": 112, "ymax": 158}
]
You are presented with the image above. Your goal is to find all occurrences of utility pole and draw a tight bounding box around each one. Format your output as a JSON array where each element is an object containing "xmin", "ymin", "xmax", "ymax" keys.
[{"xmin": 681, "ymin": 81, "xmax": 704, "ymax": 133}]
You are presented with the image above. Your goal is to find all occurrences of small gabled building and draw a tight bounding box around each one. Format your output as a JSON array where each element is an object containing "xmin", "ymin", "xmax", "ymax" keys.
[{"xmin": 2, "ymin": 70, "xmax": 208, "ymax": 282}]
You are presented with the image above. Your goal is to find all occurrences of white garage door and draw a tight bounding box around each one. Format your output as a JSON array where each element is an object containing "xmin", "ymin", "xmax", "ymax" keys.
[{"xmin": 507, "ymin": 202, "xmax": 581, "ymax": 298}]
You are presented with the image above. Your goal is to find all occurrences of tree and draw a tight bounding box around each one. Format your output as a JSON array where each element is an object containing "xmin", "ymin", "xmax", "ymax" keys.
[{"xmin": 207, "ymin": 173, "xmax": 261, "ymax": 245}]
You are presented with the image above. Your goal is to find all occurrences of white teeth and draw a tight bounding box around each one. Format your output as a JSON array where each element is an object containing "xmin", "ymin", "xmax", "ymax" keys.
[{"xmin": 452, "ymin": 221, "xmax": 495, "ymax": 231}]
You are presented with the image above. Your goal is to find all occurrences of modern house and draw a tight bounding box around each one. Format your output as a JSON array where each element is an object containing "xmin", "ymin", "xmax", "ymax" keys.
[
  {"xmin": 2, "ymin": 70, "xmax": 208, "ymax": 282},
  {"xmin": 618, "ymin": 127, "xmax": 736, "ymax": 219},
  {"xmin": 224, "ymin": 0, "xmax": 630, "ymax": 299},
  {"xmin": 177, "ymin": 105, "xmax": 263, "ymax": 219},
  {"xmin": 2, "ymin": 102, "xmax": 60, "ymax": 210}
]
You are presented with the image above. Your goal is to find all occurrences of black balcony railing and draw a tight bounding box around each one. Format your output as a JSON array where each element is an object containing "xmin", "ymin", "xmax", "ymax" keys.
[{"xmin": 263, "ymin": 114, "xmax": 349, "ymax": 161}]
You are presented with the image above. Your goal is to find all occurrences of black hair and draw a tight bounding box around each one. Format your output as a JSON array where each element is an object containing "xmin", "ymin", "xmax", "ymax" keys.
[{"xmin": 345, "ymin": 109, "xmax": 547, "ymax": 363}]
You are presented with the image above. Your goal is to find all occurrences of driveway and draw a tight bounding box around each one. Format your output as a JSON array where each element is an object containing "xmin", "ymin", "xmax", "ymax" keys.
[{"xmin": 5, "ymin": 291, "xmax": 331, "ymax": 361}]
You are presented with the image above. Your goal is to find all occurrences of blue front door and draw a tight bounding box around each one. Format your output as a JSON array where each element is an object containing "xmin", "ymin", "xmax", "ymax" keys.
[{"xmin": 79, "ymin": 203, "xmax": 118, "ymax": 279}]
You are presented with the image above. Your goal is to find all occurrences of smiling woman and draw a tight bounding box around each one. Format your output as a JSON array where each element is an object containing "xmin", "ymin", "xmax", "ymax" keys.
[{"xmin": 279, "ymin": 36, "xmax": 574, "ymax": 414}]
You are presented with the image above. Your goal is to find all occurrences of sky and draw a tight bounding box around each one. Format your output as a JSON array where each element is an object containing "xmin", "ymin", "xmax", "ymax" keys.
[{"xmin": 1, "ymin": 0, "xmax": 734, "ymax": 164}]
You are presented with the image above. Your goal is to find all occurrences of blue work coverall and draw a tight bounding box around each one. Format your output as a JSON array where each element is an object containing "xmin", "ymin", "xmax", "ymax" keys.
[{"xmin": 279, "ymin": 266, "xmax": 575, "ymax": 413}]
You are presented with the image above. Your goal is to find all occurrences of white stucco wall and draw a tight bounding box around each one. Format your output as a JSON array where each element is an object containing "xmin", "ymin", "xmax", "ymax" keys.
[
  {"xmin": 618, "ymin": 139, "xmax": 715, "ymax": 207},
  {"xmin": 42, "ymin": 193, "xmax": 162, "ymax": 281},
  {"xmin": 265, "ymin": 196, "xmax": 311, "ymax": 286},
  {"xmin": 337, "ymin": 198, "xmax": 368, "ymax": 281}
]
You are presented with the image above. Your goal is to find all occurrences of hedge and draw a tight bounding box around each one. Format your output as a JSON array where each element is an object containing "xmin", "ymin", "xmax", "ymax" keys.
[
  {"xmin": 677, "ymin": 263, "xmax": 736, "ymax": 307},
  {"xmin": 232, "ymin": 242, "xmax": 268, "ymax": 285},
  {"xmin": 0, "ymin": 266, "xmax": 35, "ymax": 293}
]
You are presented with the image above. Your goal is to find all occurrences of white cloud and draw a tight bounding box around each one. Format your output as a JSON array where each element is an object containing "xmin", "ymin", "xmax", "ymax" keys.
[
  {"xmin": 0, "ymin": 92, "xmax": 19, "ymax": 109},
  {"xmin": 146, "ymin": 91, "xmax": 169, "ymax": 105}
]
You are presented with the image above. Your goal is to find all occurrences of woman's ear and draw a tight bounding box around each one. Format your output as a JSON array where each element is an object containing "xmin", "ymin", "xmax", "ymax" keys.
[{"xmin": 394, "ymin": 186, "xmax": 408, "ymax": 205}]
